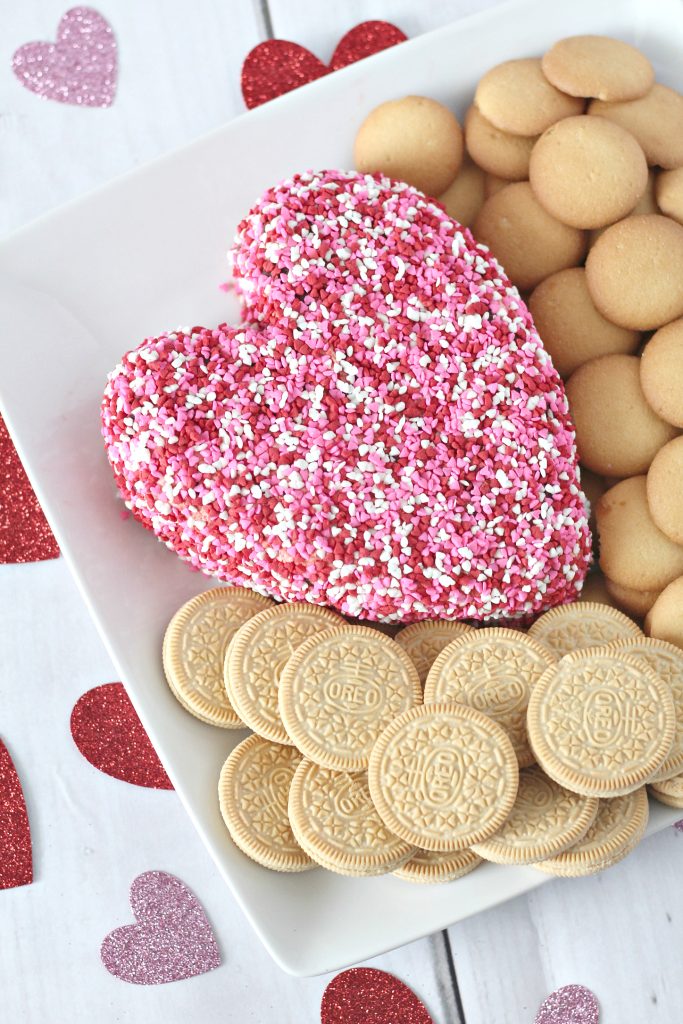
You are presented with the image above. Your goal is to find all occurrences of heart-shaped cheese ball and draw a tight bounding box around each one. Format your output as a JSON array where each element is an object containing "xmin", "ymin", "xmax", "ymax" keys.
[{"xmin": 102, "ymin": 170, "xmax": 590, "ymax": 622}]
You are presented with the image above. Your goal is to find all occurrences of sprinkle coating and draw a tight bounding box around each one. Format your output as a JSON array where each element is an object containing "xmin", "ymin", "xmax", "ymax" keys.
[{"xmin": 102, "ymin": 169, "xmax": 591, "ymax": 622}]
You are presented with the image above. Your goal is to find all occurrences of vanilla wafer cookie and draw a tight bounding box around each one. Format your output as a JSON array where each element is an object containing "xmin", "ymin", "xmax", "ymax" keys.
[
  {"xmin": 533, "ymin": 788, "xmax": 649, "ymax": 876},
  {"xmin": 163, "ymin": 587, "xmax": 273, "ymax": 727},
  {"xmin": 472, "ymin": 765, "xmax": 598, "ymax": 864},
  {"xmin": 527, "ymin": 649, "xmax": 675, "ymax": 796},
  {"xmin": 279, "ymin": 626, "xmax": 421, "ymax": 771},
  {"xmin": 393, "ymin": 848, "xmax": 482, "ymax": 885},
  {"xmin": 424, "ymin": 628, "xmax": 555, "ymax": 767},
  {"xmin": 604, "ymin": 637, "xmax": 683, "ymax": 782},
  {"xmin": 225, "ymin": 603, "xmax": 344, "ymax": 745},
  {"xmin": 528, "ymin": 602, "xmax": 642, "ymax": 658},
  {"xmin": 394, "ymin": 620, "xmax": 475, "ymax": 687},
  {"xmin": 368, "ymin": 702, "xmax": 519, "ymax": 852},
  {"xmin": 649, "ymin": 772, "xmax": 683, "ymax": 808},
  {"xmin": 288, "ymin": 760, "xmax": 414, "ymax": 876},
  {"xmin": 218, "ymin": 734, "xmax": 312, "ymax": 872}
]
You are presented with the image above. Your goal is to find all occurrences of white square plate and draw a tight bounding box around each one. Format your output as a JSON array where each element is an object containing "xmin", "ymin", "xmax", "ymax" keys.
[{"xmin": 1, "ymin": 0, "xmax": 682, "ymax": 977}]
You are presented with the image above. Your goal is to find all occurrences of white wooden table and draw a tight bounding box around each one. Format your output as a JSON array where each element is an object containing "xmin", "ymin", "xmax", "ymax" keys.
[{"xmin": 1, "ymin": 2, "xmax": 682, "ymax": 1020}]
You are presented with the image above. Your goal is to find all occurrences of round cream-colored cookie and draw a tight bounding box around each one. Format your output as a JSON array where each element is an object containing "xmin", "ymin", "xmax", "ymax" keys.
[
  {"xmin": 278, "ymin": 626, "xmax": 421, "ymax": 771},
  {"xmin": 587, "ymin": 170, "xmax": 659, "ymax": 248},
  {"xmin": 529, "ymin": 268, "xmax": 639, "ymax": 378},
  {"xmin": 646, "ymin": 438, "xmax": 683, "ymax": 545},
  {"xmin": 589, "ymin": 85, "xmax": 683, "ymax": 169},
  {"xmin": 527, "ymin": 648, "xmax": 675, "ymax": 796},
  {"xmin": 649, "ymin": 772, "xmax": 683, "ymax": 808},
  {"xmin": 646, "ymin": 575, "xmax": 683, "ymax": 651},
  {"xmin": 483, "ymin": 172, "xmax": 512, "ymax": 197},
  {"xmin": 392, "ymin": 847, "xmax": 482, "ymax": 884},
  {"xmin": 354, "ymin": 96, "xmax": 463, "ymax": 197},
  {"xmin": 656, "ymin": 166, "xmax": 683, "ymax": 225},
  {"xmin": 542, "ymin": 36, "xmax": 654, "ymax": 102},
  {"xmin": 566, "ymin": 354, "xmax": 678, "ymax": 476},
  {"xmin": 472, "ymin": 765, "xmax": 598, "ymax": 864},
  {"xmin": 225, "ymin": 602, "xmax": 344, "ymax": 745},
  {"xmin": 473, "ymin": 182, "xmax": 587, "ymax": 290},
  {"xmin": 586, "ymin": 215, "xmax": 683, "ymax": 330},
  {"xmin": 369, "ymin": 702, "xmax": 519, "ymax": 852},
  {"xmin": 529, "ymin": 115, "xmax": 647, "ymax": 229},
  {"xmin": 596, "ymin": 476, "xmax": 683, "ymax": 591},
  {"xmin": 438, "ymin": 154, "xmax": 486, "ymax": 227},
  {"xmin": 162, "ymin": 587, "xmax": 273, "ymax": 727},
  {"xmin": 604, "ymin": 578, "xmax": 661, "ymax": 618},
  {"xmin": 464, "ymin": 104, "xmax": 537, "ymax": 180},
  {"xmin": 578, "ymin": 572, "xmax": 618, "ymax": 608},
  {"xmin": 528, "ymin": 602, "xmax": 642, "ymax": 658},
  {"xmin": 424, "ymin": 628, "xmax": 556, "ymax": 766},
  {"xmin": 475, "ymin": 58, "xmax": 584, "ymax": 136},
  {"xmin": 605, "ymin": 637, "xmax": 683, "ymax": 781},
  {"xmin": 288, "ymin": 761, "xmax": 414, "ymax": 877},
  {"xmin": 640, "ymin": 319, "xmax": 683, "ymax": 428},
  {"xmin": 394, "ymin": 620, "xmax": 475, "ymax": 688},
  {"xmin": 533, "ymin": 788, "xmax": 649, "ymax": 876},
  {"xmin": 218, "ymin": 734, "xmax": 312, "ymax": 872}
]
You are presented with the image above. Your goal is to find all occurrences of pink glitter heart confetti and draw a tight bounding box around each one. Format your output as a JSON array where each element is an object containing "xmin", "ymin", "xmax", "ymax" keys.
[
  {"xmin": 535, "ymin": 984, "xmax": 600, "ymax": 1024},
  {"xmin": 12, "ymin": 6, "xmax": 117, "ymax": 108},
  {"xmin": 101, "ymin": 871, "xmax": 220, "ymax": 984}
]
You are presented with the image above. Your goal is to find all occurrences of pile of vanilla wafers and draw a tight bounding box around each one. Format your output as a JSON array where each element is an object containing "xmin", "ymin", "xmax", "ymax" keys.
[{"xmin": 162, "ymin": 589, "xmax": 683, "ymax": 883}]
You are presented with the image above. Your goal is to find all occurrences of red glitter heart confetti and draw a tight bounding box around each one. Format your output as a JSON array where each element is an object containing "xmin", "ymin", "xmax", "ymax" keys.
[
  {"xmin": 0, "ymin": 740, "xmax": 33, "ymax": 891},
  {"xmin": 321, "ymin": 968, "xmax": 434, "ymax": 1024},
  {"xmin": 70, "ymin": 683, "xmax": 173, "ymax": 789},
  {"xmin": 101, "ymin": 871, "xmax": 220, "ymax": 984},
  {"xmin": 0, "ymin": 414, "xmax": 59, "ymax": 564},
  {"xmin": 535, "ymin": 984, "xmax": 600, "ymax": 1024},
  {"xmin": 241, "ymin": 21, "xmax": 407, "ymax": 109},
  {"xmin": 12, "ymin": 6, "xmax": 117, "ymax": 108}
]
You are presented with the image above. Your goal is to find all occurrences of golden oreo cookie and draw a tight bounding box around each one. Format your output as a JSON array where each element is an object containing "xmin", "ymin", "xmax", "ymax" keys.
[
  {"xmin": 393, "ymin": 848, "xmax": 482, "ymax": 885},
  {"xmin": 162, "ymin": 587, "xmax": 273, "ymax": 727},
  {"xmin": 604, "ymin": 637, "xmax": 683, "ymax": 782},
  {"xmin": 424, "ymin": 628, "xmax": 556, "ymax": 766},
  {"xmin": 218, "ymin": 734, "xmax": 312, "ymax": 872},
  {"xmin": 527, "ymin": 649, "xmax": 675, "ymax": 797},
  {"xmin": 288, "ymin": 761, "xmax": 414, "ymax": 877},
  {"xmin": 527, "ymin": 602, "xmax": 642, "ymax": 658},
  {"xmin": 225, "ymin": 603, "xmax": 344, "ymax": 745},
  {"xmin": 394, "ymin": 619, "xmax": 475, "ymax": 688},
  {"xmin": 368, "ymin": 702, "xmax": 519, "ymax": 852},
  {"xmin": 472, "ymin": 765, "xmax": 598, "ymax": 865},
  {"xmin": 278, "ymin": 626, "xmax": 421, "ymax": 771},
  {"xmin": 649, "ymin": 772, "xmax": 683, "ymax": 809},
  {"xmin": 534, "ymin": 788, "xmax": 649, "ymax": 876}
]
